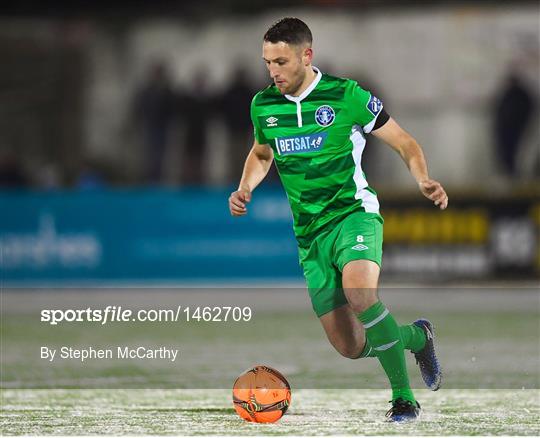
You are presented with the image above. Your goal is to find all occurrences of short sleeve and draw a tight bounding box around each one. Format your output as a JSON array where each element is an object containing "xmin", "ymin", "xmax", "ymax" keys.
[
  {"xmin": 347, "ymin": 82, "xmax": 384, "ymax": 134},
  {"xmin": 250, "ymin": 95, "xmax": 270, "ymax": 145}
]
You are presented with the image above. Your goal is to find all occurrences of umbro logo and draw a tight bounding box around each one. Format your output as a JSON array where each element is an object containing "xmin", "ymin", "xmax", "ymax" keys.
[
  {"xmin": 351, "ymin": 243, "xmax": 369, "ymax": 251},
  {"xmin": 266, "ymin": 116, "xmax": 278, "ymax": 127}
]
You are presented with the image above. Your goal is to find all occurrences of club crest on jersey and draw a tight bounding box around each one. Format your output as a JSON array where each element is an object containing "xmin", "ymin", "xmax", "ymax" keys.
[
  {"xmin": 315, "ymin": 105, "xmax": 335, "ymax": 127},
  {"xmin": 367, "ymin": 95, "xmax": 383, "ymax": 116}
]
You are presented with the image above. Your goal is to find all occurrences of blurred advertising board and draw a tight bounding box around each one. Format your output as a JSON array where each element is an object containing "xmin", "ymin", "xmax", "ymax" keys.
[
  {"xmin": 1, "ymin": 189, "xmax": 538, "ymax": 284},
  {"xmin": 380, "ymin": 195, "xmax": 539, "ymax": 280}
]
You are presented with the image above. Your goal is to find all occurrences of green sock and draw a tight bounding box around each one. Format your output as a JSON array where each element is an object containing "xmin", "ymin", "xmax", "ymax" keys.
[
  {"xmin": 359, "ymin": 339, "xmax": 374, "ymax": 358},
  {"xmin": 361, "ymin": 325, "xmax": 426, "ymax": 358},
  {"xmin": 358, "ymin": 301, "xmax": 416, "ymax": 403},
  {"xmin": 400, "ymin": 324, "xmax": 426, "ymax": 353}
]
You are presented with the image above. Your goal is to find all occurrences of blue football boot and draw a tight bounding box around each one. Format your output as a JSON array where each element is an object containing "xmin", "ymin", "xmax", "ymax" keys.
[
  {"xmin": 413, "ymin": 319, "xmax": 442, "ymax": 391},
  {"xmin": 385, "ymin": 398, "xmax": 421, "ymax": 422}
]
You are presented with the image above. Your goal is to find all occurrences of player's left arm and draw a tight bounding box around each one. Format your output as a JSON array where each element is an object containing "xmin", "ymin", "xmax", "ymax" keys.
[{"xmin": 372, "ymin": 117, "xmax": 449, "ymax": 210}]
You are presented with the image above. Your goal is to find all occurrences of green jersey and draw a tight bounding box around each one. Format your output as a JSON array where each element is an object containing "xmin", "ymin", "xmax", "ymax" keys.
[{"xmin": 251, "ymin": 68, "xmax": 384, "ymax": 250}]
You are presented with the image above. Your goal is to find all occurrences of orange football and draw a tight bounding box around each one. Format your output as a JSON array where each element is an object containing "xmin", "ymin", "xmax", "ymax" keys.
[{"xmin": 232, "ymin": 365, "xmax": 291, "ymax": 423}]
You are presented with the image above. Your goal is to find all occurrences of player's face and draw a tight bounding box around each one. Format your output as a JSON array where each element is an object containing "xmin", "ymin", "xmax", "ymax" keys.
[{"xmin": 262, "ymin": 41, "xmax": 310, "ymax": 95}]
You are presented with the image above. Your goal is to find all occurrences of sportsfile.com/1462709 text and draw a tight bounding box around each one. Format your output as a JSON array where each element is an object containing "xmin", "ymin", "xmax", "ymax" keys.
[{"xmin": 40, "ymin": 306, "xmax": 253, "ymax": 325}]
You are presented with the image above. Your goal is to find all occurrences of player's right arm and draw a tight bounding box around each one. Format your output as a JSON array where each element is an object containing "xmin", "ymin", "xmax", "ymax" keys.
[{"xmin": 228, "ymin": 139, "xmax": 274, "ymax": 217}]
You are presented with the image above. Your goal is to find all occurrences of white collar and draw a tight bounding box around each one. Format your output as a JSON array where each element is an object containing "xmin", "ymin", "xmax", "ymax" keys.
[{"xmin": 284, "ymin": 66, "xmax": 322, "ymax": 103}]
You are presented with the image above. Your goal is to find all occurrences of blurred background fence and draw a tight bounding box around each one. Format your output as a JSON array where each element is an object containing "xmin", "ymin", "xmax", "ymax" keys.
[{"xmin": 1, "ymin": 0, "xmax": 538, "ymax": 284}]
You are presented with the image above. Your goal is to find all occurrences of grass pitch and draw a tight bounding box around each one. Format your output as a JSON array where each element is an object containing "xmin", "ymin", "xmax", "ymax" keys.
[
  {"xmin": 1, "ymin": 287, "xmax": 539, "ymax": 435},
  {"xmin": 2, "ymin": 389, "xmax": 539, "ymax": 435}
]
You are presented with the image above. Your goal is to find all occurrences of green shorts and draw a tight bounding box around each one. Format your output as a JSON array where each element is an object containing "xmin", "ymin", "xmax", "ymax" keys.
[{"xmin": 299, "ymin": 212, "xmax": 384, "ymax": 317}]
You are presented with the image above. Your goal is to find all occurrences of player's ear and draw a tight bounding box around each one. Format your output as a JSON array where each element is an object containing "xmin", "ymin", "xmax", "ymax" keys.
[{"xmin": 302, "ymin": 47, "xmax": 313, "ymax": 66}]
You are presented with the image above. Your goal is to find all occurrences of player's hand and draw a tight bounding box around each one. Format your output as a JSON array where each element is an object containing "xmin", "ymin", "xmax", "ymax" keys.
[
  {"xmin": 419, "ymin": 179, "xmax": 448, "ymax": 210},
  {"xmin": 229, "ymin": 189, "xmax": 252, "ymax": 216}
]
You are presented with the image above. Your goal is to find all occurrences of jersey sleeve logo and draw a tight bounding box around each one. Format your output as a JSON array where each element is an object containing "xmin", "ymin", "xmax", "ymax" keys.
[
  {"xmin": 366, "ymin": 95, "xmax": 383, "ymax": 117},
  {"xmin": 315, "ymin": 105, "xmax": 335, "ymax": 127}
]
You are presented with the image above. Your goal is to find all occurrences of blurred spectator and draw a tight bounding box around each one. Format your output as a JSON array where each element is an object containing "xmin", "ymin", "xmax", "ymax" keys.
[
  {"xmin": 219, "ymin": 66, "xmax": 255, "ymax": 183},
  {"xmin": 133, "ymin": 62, "xmax": 176, "ymax": 184},
  {"xmin": 35, "ymin": 164, "xmax": 61, "ymax": 189},
  {"xmin": 180, "ymin": 68, "xmax": 213, "ymax": 185},
  {"xmin": 493, "ymin": 69, "xmax": 536, "ymax": 178},
  {"xmin": 0, "ymin": 152, "xmax": 27, "ymax": 187}
]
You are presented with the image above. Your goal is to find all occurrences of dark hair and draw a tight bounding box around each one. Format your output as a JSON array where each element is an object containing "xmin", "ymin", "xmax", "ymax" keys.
[{"xmin": 263, "ymin": 17, "xmax": 312, "ymax": 46}]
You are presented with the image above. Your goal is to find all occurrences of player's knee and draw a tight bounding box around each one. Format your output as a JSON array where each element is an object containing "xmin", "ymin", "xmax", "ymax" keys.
[{"xmin": 346, "ymin": 293, "xmax": 378, "ymax": 314}]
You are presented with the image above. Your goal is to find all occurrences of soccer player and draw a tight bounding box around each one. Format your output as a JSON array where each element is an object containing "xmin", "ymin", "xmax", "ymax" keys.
[{"xmin": 228, "ymin": 17, "xmax": 446, "ymax": 422}]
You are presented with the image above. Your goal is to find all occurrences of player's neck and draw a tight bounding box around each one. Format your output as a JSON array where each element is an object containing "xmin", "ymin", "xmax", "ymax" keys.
[{"xmin": 290, "ymin": 66, "xmax": 317, "ymax": 97}]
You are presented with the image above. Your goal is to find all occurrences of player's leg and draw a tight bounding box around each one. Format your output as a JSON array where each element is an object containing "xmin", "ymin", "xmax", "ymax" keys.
[
  {"xmin": 344, "ymin": 266, "xmax": 426, "ymax": 354},
  {"xmin": 342, "ymin": 259, "xmax": 422, "ymax": 421},
  {"xmin": 318, "ymin": 301, "xmax": 426, "ymax": 360},
  {"xmin": 317, "ymin": 258, "xmax": 378, "ymax": 359},
  {"xmin": 302, "ymin": 229, "xmax": 372, "ymax": 359},
  {"xmin": 336, "ymin": 213, "xmax": 423, "ymax": 420},
  {"xmin": 339, "ymin": 259, "xmax": 441, "ymax": 393},
  {"xmin": 318, "ymin": 304, "xmax": 370, "ymax": 359},
  {"xmin": 342, "ymin": 259, "xmax": 417, "ymax": 403},
  {"xmin": 304, "ymin": 215, "xmax": 424, "ymax": 360},
  {"xmin": 335, "ymin": 213, "xmax": 426, "ymax": 354}
]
